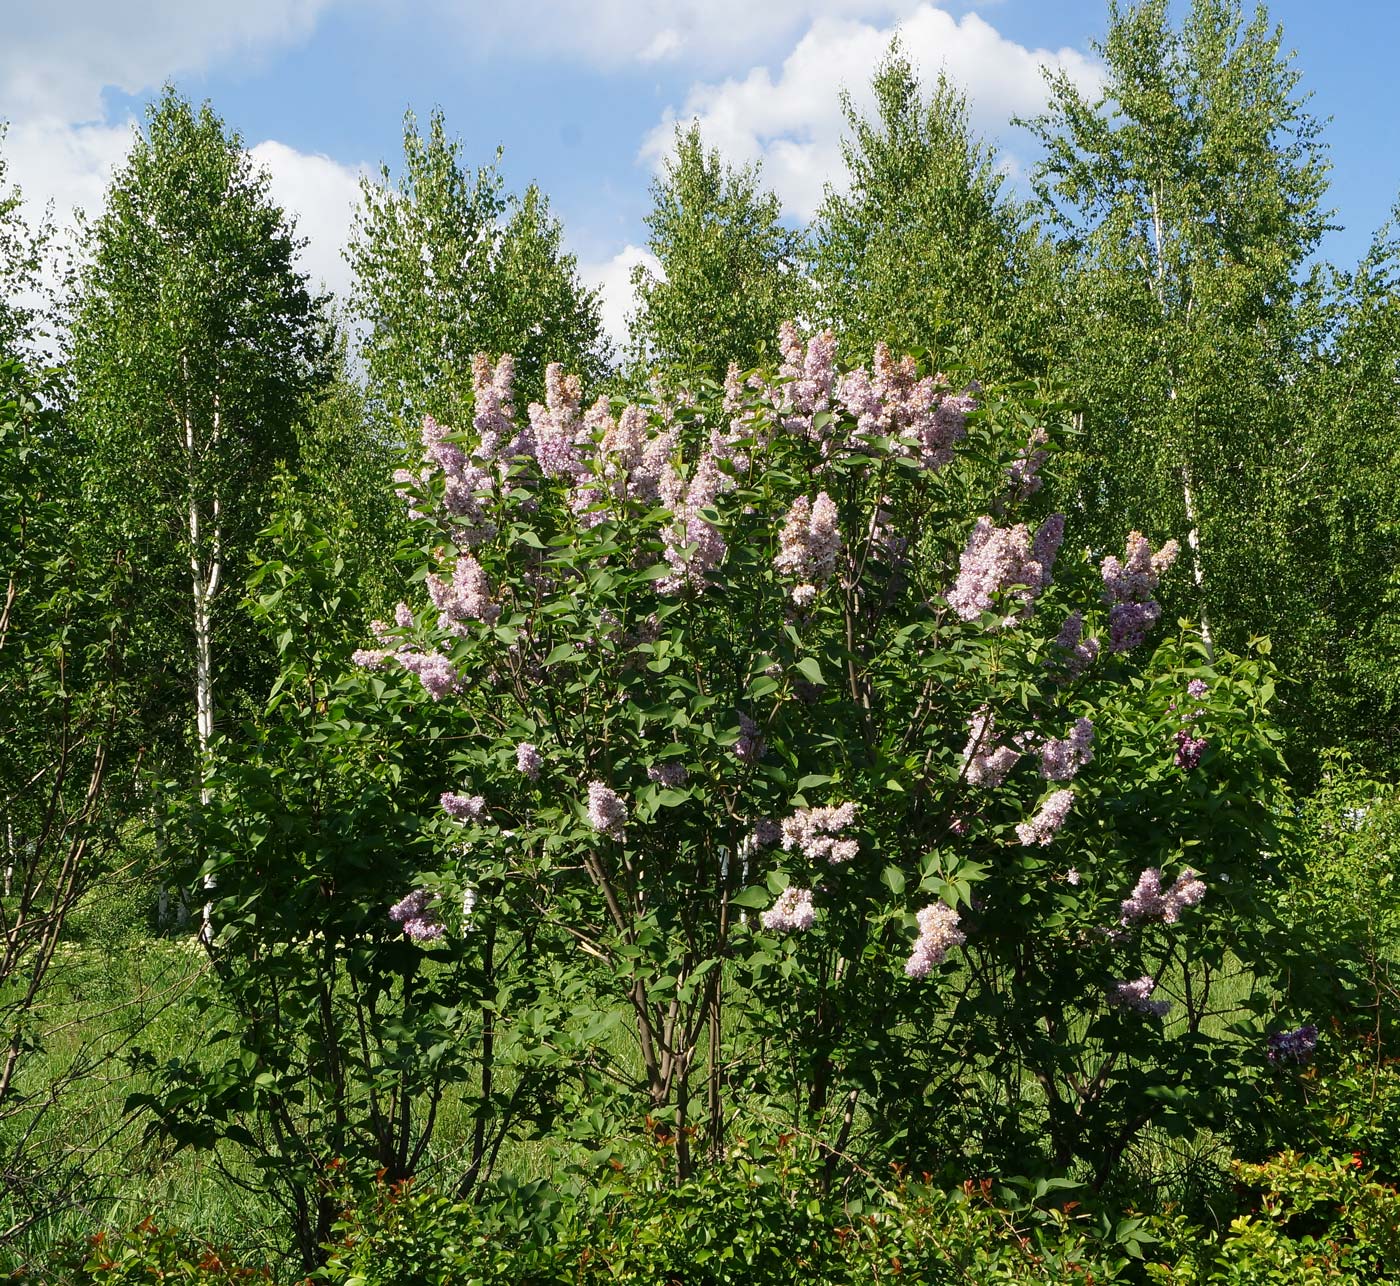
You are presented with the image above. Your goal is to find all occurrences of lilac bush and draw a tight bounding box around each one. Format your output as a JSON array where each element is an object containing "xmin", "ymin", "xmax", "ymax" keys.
[{"xmin": 355, "ymin": 325, "xmax": 1289, "ymax": 1181}]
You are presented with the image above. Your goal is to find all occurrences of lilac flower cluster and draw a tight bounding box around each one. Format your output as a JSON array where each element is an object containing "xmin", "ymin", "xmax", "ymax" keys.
[
  {"xmin": 1101, "ymin": 532, "xmax": 1180, "ymax": 652},
  {"xmin": 733, "ymin": 712, "xmax": 766, "ymax": 765},
  {"xmin": 658, "ymin": 450, "xmax": 728, "ymax": 593},
  {"xmin": 904, "ymin": 902, "xmax": 966, "ymax": 977},
  {"xmin": 471, "ymin": 353, "xmax": 519, "ymax": 458},
  {"xmin": 516, "ymin": 742, "xmax": 542, "ymax": 781},
  {"xmin": 1007, "ymin": 428, "xmax": 1049, "ymax": 501},
  {"xmin": 351, "ymin": 597, "xmax": 468, "ymax": 705},
  {"xmin": 389, "ymin": 889, "xmax": 444, "ymax": 943},
  {"xmin": 1266, "ymin": 1024, "xmax": 1318, "ymax": 1065},
  {"xmin": 836, "ymin": 342, "xmax": 974, "ymax": 471},
  {"xmin": 1050, "ymin": 612, "xmax": 1100, "ymax": 681},
  {"xmin": 1108, "ymin": 975, "xmax": 1170, "ymax": 1017},
  {"xmin": 427, "ymin": 554, "xmax": 500, "ymax": 631},
  {"xmin": 781, "ymin": 802, "xmax": 858, "ymax": 864},
  {"xmin": 529, "ymin": 362, "xmax": 588, "ymax": 481},
  {"xmin": 761, "ymin": 886, "xmax": 817, "ymax": 933},
  {"xmin": 586, "ymin": 781, "xmax": 628, "ymax": 841},
  {"xmin": 1039, "ymin": 718, "xmax": 1095, "ymax": 781},
  {"xmin": 771, "ymin": 322, "xmax": 837, "ymax": 439},
  {"xmin": 774, "ymin": 491, "xmax": 842, "ymax": 604},
  {"xmin": 947, "ymin": 514, "xmax": 1065, "ymax": 623},
  {"xmin": 1187, "ymin": 678, "xmax": 1209, "ymax": 699},
  {"xmin": 647, "ymin": 761, "xmax": 689, "ymax": 788},
  {"xmin": 1016, "ymin": 789, "xmax": 1075, "ymax": 846},
  {"xmin": 441, "ymin": 792, "xmax": 486, "ymax": 822},
  {"xmin": 962, "ymin": 709, "xmax": 1021, "ymax": 788},
  {"xmin": 1176, "ymin": 729, "xmax": 1208, "ymax": 771},
  {"xmin": 1121, "ymin": 868, "xmax": 1206, "ymax": 924}
]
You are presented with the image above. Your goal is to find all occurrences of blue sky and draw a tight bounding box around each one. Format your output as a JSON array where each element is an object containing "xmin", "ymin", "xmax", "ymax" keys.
[{"xmin": 2, "ymin": 2, "xmax": 1394, "ymax": 343}]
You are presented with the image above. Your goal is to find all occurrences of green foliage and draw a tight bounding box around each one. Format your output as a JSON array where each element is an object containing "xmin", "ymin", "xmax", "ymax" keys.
[
  {"xmin": 0, "ymin": 125, "xmax": 52, "ymax": 359},
  {"xmin": 348, "ymin": 108, "xmax": 607, "ymax": 437},
  {"xmin": 627, "ymin": 122, "xmax": 810, "ymax": 381},
  {"xmin": 59, "ymin": 1220, "xmax": 281, "ymax": 1284},
  {"xmin": 813, "ymin": 46, "xmax": 1054, "ymax": 380}
]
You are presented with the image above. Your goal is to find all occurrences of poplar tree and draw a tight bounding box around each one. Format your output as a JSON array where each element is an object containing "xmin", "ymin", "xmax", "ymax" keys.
[
  {"xmin": 68, "ymin": 88, "xmax": 326, "ymax": 790},
  {"xmin": 628, "ymin": 122, "xmax": 809, "ymax": 381}
]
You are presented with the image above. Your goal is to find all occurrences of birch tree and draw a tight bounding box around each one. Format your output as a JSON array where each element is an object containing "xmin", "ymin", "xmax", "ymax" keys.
[
  {"xmin": 813, "ymin": 49, "xmax": 1053, "ymax": 380},
  {"xmin": 1026, "ymin": 0, "xmax": 1331, "ymax": 655},
  {"xmin": 628, "ymin": 122, "xmax": 809, "ymax": 382},
  {"xmin": 68, "ymin": 89, "xmax": 325, "ymax": 808}
]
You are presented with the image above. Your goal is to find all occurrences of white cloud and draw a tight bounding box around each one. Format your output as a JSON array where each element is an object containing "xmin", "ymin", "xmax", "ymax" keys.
[
  {"xmin": 579, "ymin": 243, "xmax": 661, "ymax": 350},
  {"xmin": 0, "ymin": 1, "xmax": 334, "ymax": 122},
  {"xmin": 251, "ymin": 141, "xmax": 366, "ymax": 302},
  {"xmin": 641, "ymin": 5, "xmax": 1101, "ymax": 220},
  {"xmin": 453, "ymin": 0, "xmax": 926, "ymax": 71}
]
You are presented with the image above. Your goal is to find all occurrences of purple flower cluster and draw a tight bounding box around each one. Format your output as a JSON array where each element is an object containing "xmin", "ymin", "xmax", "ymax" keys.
[
  {"xmin": 389, "ymin": 889, "xmax": 444, "ymax": 943},
  {"xmin": 586, "ymin": 781, "xmax": 628, "ymax": 841},
  {"xmin": 1050, "ymin": 612, "xmax": 1100, "ymax": 681},
  {"xmin": 1266, "ymin": 1024, "xmax": 1318, "ymax": 1065},
  {"xmin": 1016, "ymin": 789, "xmax": 1075, "ymax": 846},
  {"xmin": 427, "ymin": 554, "xmax": 500, "ymax": 631},
  {"xmin": 658, "ymin": 450, "xmax": 728, "ymax": 594},
  {"xmin": 1176, "ymin": 729, "xmax": 1208, "ymax": 771},
  {"xmin": 772, "ymin": 322, "xmax": 837, "ymax": 439},
  {"xmin": 762, "ymin": 886, "xmax": 817, "ymax": 933},
  {"xmin": 1007, "ymin": 428, "xmax": 1049, "ymax": 500},
  {"xmin": 471, "ymin": 353, "xmax": 519, "ymax": 459},
  {"xmin": 1101, "ymin": 532, "xmax": 1179, "ymax": 652},
  {"xmin": 1108, "ymin": 975, "xmax": 1170, "ymax": 1017},
  {"xmin": 352, "ymin": 606, "xmax": 468, "ymax": 702},
  {"xmin": 516, "ymin": 742, "xmax": 542, "ymax": 781},
  {"xmin": 904, "ymin": 902, "xmax": 966, "ymax": 977},
  {"xmin": 529, "ymin": 363, "xmax": 588, "ymax": 481},
  {"xmin": 781, "ymin": 802, "xmax": 858, "ymax": 864},
  {"xmin": 774, "ymin": 491, "xmax": 842, "ymax": 603},
  {"xmin": 1039, "ymin": 718, "xmax": 1095, "ymax": 781},
  {"xmin": 647, "ymin": 761, "xmax": 689, "ymax": 787},
  {"xmin": 1121, "ymin": 868, "xmax": 1206, "ymax": 924},
  {"xmin": 441, "ymin": 791, "xmax": 487, "ymax": 821},
  {"xmin": 962, "ymin": 709, "xmax": 1021, "ymax": 789},
  {"xmin": 1187, "ymin": 678, "xmax": 1209, "ymax": 699},
  {"xmin": 733, "ymin": 712, "xmax": 766, "ymax": 765},
  {"xmin": 836, "ymin": 342, "xmax": 974, "ymax": 471},
  {"xmin": 947, "ymin": 514, "xmax": 1065, "ymax": 623}
]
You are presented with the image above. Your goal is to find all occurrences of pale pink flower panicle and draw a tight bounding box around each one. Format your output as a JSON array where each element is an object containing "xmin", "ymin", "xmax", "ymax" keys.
[
  {"xmin": 516, "ymin": 742, "xmax": 542, "ymax": 781},
  {"xmin": 586, "ymin": 781, "xmax": 628, "ymax": 841},
  {"xmin": 1109, "ymin": 975, "xmax": 1170, "ymax": 1017},
  {"xmin": 961, "ymin": 708, "xmax": 1021, "ymax": 789},
  {"xmin": 1015, "ymin": 788, "xmax": 1075, "ymax": 846},
  {"xmin": 441, "ymin": 792, "xmax": 486, "ymax": 821},
  {"xmin": 427, "ymin": 554, "xmax": 501, "ymax": 630},
  {"xmin": 390, "ymin": 888, "xmax": 444, "ymax": 942},
  {"xmin": 904, "ymin": 901, "xmax": 966, "ymax": 977},
  {"xmin": 781, "ymin": 802, "xmax": 858, "ymax": 864},
  {"xmin": 1101, "ymin": 532, "xmax": 1179, "ymax": 653},
  {"xmin": 658, "ymin": 450, "xmax": 729, "ymax": 593},
  {"xmin": 1121, "ymin": 867, "xmax": 1206, "ymax": 924},
  {"xmin": 774, "ymin": 491, "xmax": 842, "ymax": 603},
  {"xmin": 1038, "ymin": 718, "xmax": 1096, "ymax": 781},
  {"xmin": 772, "ymin": 322, "xmax": 837, "ymax": 440},
  {"xmin": 762, "ymin": 886, "xmax": 817, "ymax": 933},
  {"xmin": 835, "ymin": 342, "xmax": 975, "ymax": 470},
  {"xmin": 947, "ymin": 515, "xmax": 1065, "ymax": 623}
]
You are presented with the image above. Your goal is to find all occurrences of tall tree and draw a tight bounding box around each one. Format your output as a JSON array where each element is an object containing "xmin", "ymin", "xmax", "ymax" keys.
[
  {"xmin": 813, "ymin": 48, "xmax": 1053, "ymax": 378},
  {"xmin": 0, "ymin": 125, "xmax": 50, "ymax": 359},
  {"xmin": 1026, "ymin": 0, "xmax": 1331, "ymax": 656},
  {"xmin": 628, "ymin": 122, "xmax": 809, "ymax": 381},
  {"xmin": 1281, "ymin": 215, "xmax": 1400, "ymax": 776},
  {"xmin": 68, "ymin": 88, "xmax": 327, "ymax": 794},
  {"xmin": 348, "ymin": 108, "xmax": 607, "ymax": 438}
]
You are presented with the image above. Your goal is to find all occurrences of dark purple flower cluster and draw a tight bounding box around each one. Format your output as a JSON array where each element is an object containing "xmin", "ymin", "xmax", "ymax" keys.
[
  {"xmin": 1266, "ymin": 1024, "xmax": 1318, "ymax": 1065},
  {"xmin": 1175, "ymin": 728, "xmax": 1208, "ymax": 771},
  {"xmin": 389, "ymin": 889, "xmax": 444, "ymax": 942}
]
